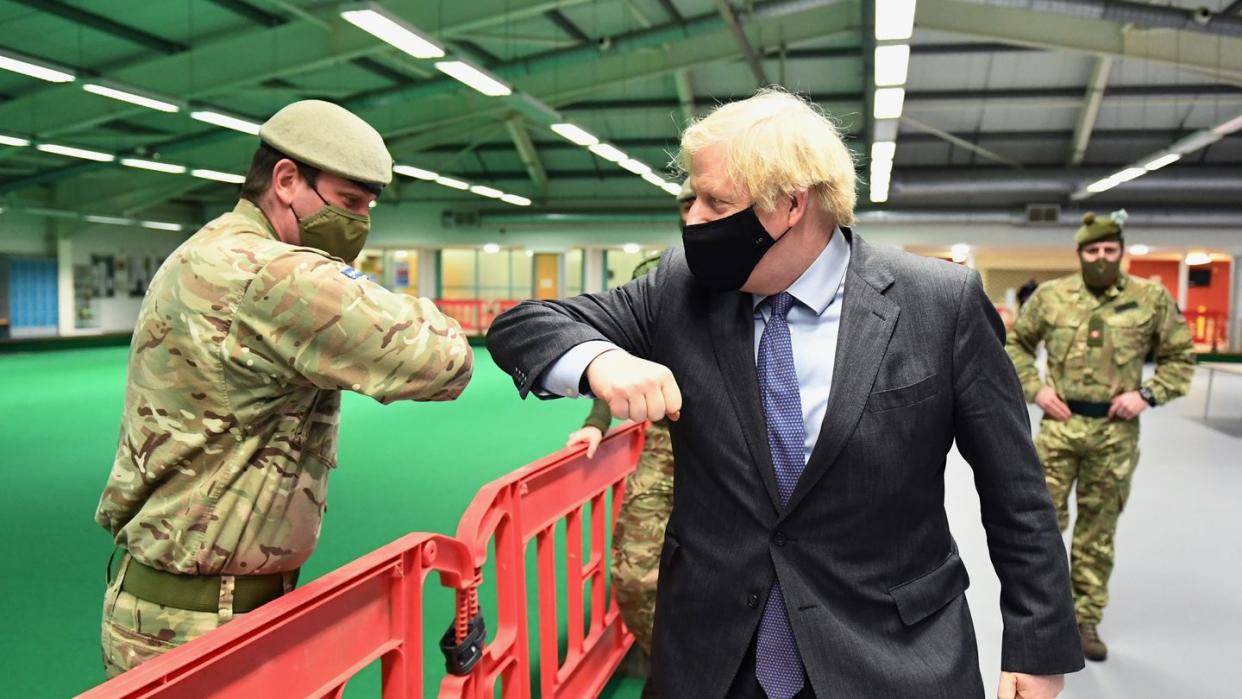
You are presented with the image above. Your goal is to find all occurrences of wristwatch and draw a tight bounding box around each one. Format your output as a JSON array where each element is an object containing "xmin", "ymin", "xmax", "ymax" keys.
[{"xmin": 1138, "ymin": 386, "xmax": 1157, "ymax": 407}]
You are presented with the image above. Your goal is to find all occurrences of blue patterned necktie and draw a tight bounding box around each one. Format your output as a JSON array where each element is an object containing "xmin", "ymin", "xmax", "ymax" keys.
[{"xmin": 754, "ymin": 291, "xmax": 807, "ymax": 699}]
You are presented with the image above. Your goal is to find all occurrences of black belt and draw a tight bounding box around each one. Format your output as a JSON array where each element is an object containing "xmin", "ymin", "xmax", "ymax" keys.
[{"xmin": 1065, "ymin": 400, "xmax": 1111, "ymax": 418}]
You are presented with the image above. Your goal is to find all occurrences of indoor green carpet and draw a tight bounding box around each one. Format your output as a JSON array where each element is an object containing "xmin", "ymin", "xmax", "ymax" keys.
[{"xmin": 0, "ymin": 346, "xmax": 643, "ymax": 698}]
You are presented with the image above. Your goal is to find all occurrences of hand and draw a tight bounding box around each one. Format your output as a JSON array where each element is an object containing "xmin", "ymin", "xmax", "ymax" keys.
[
  {"xmin": 566, "ymin": 426, "xmax": 604, "ymax": 458},
  {"xmin": 1035, "ymin": 387, "xmax": 1071, "ymax": 422},
  {"xmin": 998, "ymin": 671, "xmax": 1064, "ymax": 699},
  {"xmin": 585, "ymin": 350, "xmax": 682, "ymax": 423},
  {"xmin": 1108, "ymin": 391, "xmax": 1149, "ymax": 421}
]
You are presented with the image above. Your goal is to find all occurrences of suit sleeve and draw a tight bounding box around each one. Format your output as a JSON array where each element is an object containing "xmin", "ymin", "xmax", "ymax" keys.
[
  {"xmin": 485, "ymin": 247, "xmax": 670, "ymax": 398},
  {"xmin": 1005, "ymin": 286, "xmax": 1048, "ymax": 403},
  {"xmin": 952, "ymin": 271, "xmax": 1085, "ymax": 675},
  {"xmin": 235, "ymin": 251, "xmax": 473, "ymax": 404}
]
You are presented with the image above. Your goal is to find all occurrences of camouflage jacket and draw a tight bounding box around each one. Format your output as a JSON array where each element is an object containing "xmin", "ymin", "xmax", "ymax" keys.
[
  {"xmin": 1006, "ymin": 272, "xmax": 1194, "ymax": 405},
  {"xmin": 96, "ymin": 200, "xmax": 473, "ymax": 575}
]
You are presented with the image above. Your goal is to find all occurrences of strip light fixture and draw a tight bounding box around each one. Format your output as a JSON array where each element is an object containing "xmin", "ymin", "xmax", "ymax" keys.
[
  {"xmin": 84, "ymin": 83, "xmax": 180, "ymax": 113},
  {"xmin": 340, "ymin": 4, "xmax": 445, "ymax": 59},
  {"xmin": 0, "ymin": 49, "xmax": 75, "ymax": 83}
]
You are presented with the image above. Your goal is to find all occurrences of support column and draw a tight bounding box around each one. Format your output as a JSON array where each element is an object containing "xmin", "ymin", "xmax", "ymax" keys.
[
  {"xmin": 417, "ymin": 248, "xmax": 438, "ymax": 299},
  {"xmin": 584, "ymin": 249, "xmax": 606, "ymax": 294},
  {"xmin": 56, "ymin": 230, "xmax": 74, "ymax": 337},
  {"xmin": 1230, "ymin": 255, "xmax": 1241, "ymax": 352},
  {"xmin": 1178, "ymin": 255, "xmax": 1190, "ymax": 310}
]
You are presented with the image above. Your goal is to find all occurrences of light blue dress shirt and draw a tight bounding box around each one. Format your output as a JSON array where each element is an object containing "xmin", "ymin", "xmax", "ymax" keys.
[{"xmin": 540, "ymin": 228, "xmax": 851, "ymax": 463}]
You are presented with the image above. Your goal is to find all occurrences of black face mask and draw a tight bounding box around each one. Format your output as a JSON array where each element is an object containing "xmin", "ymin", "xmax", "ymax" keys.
[{"xmin": 681, "ymin": 206, "xmax": 782, "ymax": 292}]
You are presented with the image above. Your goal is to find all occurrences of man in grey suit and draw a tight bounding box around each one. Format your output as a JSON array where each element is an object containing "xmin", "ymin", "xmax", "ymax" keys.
[{"xmin": 487, "ymin": 88, "xmax": 1083, "ymax": 698}]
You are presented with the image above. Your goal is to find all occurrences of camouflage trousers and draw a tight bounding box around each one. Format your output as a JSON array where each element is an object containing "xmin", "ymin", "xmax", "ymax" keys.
[
  {"xmin": 612, "ymin": 421, "xmax": 674, "ymax": 655},
  {"xmin": 1035, "ymin": 415, "xmax": 1139, "ymax": 625},
  {"xmin": 100, "ymin": 554, "xmax": 292, "ymax": 677}
]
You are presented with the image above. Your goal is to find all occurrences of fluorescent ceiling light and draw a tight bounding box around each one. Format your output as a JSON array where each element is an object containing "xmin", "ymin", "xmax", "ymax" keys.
[
  {"xmin": 435, "ymin": 176, "xmax": 469, "ymax": 190},
  {"xmin": 873, "ymin": 88, "xmax": 906, "ymax": 120},
  {"xmin": 870, "ymin": 171, "xmax": 891, "ymax": 191},
  {"xmin": 622, "ymin": 243, "xmax": 641, "ymax": 254},
  {"xmin": 661, "ymin": 182, "xmax": 681, "ymax": 196},
  {"xmin": 0, "ymin": 50, "xmax": 74, "ymax": 83},
  {"xmin": 588, "ymin": 143, "xmax": 626, "ymax": 162},
  {"xmin": 470, "ymin": 185, "xmax": 504, "ymax": 198},
  {"xmin": 551, "ymin": 123, "xmax": 598, "ymax": 146},
  {"xmin": 875, "ymin": 0, "xmax": 917, "ymax": 41},
  {"xmin": 141, "ymin": 221, "xmax": 184, "ymax": 231},
  {"xmin": 435, "ymin": 61, "xmax": 511, "ymax": 96},
  {"xmin": 393, "ymin": 164, "xmax": 438, "ymax": 180},
  {"xmin": 641, "ymin": 172, "xmax": 666, "ymax": 187},
  {"xmin": 951, "ymin": 244, "xmax": 971, "ymax": 263},
  {"xmin": 83, "ymin": 83, "xmax": 179, "ymax": 113},
  {"xmin": 340, "ymin": 6, "xmax": 444, "ymax": 59},
  {"xmin": 190, "ymin": 110, "xmax": 261, "ymax": 135},
  {"xmin": 618, "ymin": 158, "xmax": 652, "ymax": 175},
  {"xmin": 869, "ymin": 184, "xmax": 889, "ymax": 203},
  {"xmin": 871, "ymin": 159, "xmax": 894, "ymax": 177},
  {"xmin": 483, "ymin": 243, "xmax": 501, "ymax": 254},
  {"xmin": 37, "ymin": 143, "xmax": 114, "ymax": 162},
  {"xmin": 1212, "ymin": 114, "xmax": 1242, "ymax": 136},
  {"xmin": 85, "ymin": 215, "xmax": 134, "ymax": 226},
  {"xmin": 525, "ymin": 249, "xmax": 535, "ymax": 257},
  {"xmin": 1185, "ymin": 252, "xmax": 1212, "ymax": 266},
  {"xmin": 1128, "ymin": 244, "xmax": 1150, "ymax": 255},
  {"xmin": 0, "ymin": 134, "xmax": 30, "ymax": 147},
  {"xmin": 871, "ymin": 141, "xmax": 896, "ymax": 161},
  {"xmin": 1086, "ymin": 177, "xmax": 1119, "ymax": 194},
  {"xmin": 121, "ymin": 158, "xmax": 186, "ymax": 174},
  {"xmin": 191, "ymin": 168, "xmax": 245, "ymax": 184},
  {"xmin": 501, "ymin": 193, "xmax": 531, "ymax": 206},
  {"xmin": 1142, "ymin": 153, "xmax": 1180, "ymax": 171},
  {"xmin": 874, "ymin": 45, "xmax": 910, "ymax": 87},
  {"xmin": 368, "ymin": 200, "xmax": 377, "ymax": 208},
  {"xmin": 1112, "ymin": 167, "xmax": 1146, "ymax": 183}
]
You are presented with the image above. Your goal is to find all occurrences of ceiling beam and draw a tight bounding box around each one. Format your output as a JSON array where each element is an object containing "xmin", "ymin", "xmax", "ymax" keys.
[
  {"xmin": 900, "ymin": 116, "xmax": 1025, "ymax": 169},
  {"xmin": 714, "ymin": 0, "xmax": 771, "ymax": 85},
  {"xmin": 1068, "ymin": 56, "xmax": 1112, "ymax": 166},
  {"xmin": 674, "ymin": 70, "xmax": 697, "ymax": 127},
  {"xmin": 8, "ymin": 0, "xmax": 187, "ymax": 54},
  {"xmin": 916, "ymin": 0, "xmax": 1242, "ymax": 85},
  {"xmin": 545, "ymin": 9, "xmax": 591, "ymax": 44},
  {"xmin": 505, "ymin": 116, "xmax": 548, "ymax": 191},
  {"xmin": 205, "ymin": 0, "xmax": 284, "ymax": 27}
]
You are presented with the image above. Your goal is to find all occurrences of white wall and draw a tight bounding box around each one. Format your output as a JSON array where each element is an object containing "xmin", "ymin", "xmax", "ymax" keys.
[
  {"xmin": 68, "ymin": 224, "xmax": 189, "ymax": 334},
  {"xmin": 0, "ymin": 212, "xmax": 53, "ymax": 255}
]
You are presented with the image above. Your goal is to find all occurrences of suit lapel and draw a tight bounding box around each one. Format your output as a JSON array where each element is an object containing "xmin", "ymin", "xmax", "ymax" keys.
[
  {"xmin": 708, "ymin": 291, "xmax": 783, "ymax": 512},
  {"xmin": 781, "ymin": 235, "xmax": 899, "ymax": 517}
]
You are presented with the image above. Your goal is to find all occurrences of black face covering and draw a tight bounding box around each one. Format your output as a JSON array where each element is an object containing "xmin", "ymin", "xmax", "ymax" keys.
[{"xmin": 681, "ymin": 206, "xmax": 780, "ymax": 292}]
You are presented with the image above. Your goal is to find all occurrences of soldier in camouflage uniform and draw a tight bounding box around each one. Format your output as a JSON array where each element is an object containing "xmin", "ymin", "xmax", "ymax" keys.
[
  {"xmin": 1006, "ymin": 210, "xmax": 1194, "ymax": 662},
  {"xmin": 96, "ymin": 100, "xmax": 473, "ymax": 677}
]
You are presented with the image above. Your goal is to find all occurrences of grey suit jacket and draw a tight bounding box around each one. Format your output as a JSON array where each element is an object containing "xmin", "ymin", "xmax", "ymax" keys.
[{"xmin": 486, "ymin": 230, "xmax": 1084, "ymax": 697}]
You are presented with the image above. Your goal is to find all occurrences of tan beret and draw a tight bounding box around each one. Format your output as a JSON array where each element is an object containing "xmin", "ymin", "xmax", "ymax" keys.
[
  {"xmin": 1075, "ymin": 211, "xmax": 1123, "ymax": 247},
  {"xmin": 260, "ymin": 100, "xmax": 393, "ymax": 187}
]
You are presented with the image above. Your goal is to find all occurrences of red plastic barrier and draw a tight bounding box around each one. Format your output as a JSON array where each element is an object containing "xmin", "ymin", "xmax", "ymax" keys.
[
  {"xmin": 433, "ymin": 300, "xmax": 524, "ymax": 336},
  {"xmin": 77, "ymin": 422, "xmax": 645, "ymax": 699},
  {"xmin": 1186, "ymin": 307, "xmax": 1229, "ymax": 351}
]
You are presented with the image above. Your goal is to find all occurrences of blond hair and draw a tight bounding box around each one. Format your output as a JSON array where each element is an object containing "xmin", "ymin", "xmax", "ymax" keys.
[{"xmin": 676, "ymin": 88, "xmax": 856, "ymax": 226}]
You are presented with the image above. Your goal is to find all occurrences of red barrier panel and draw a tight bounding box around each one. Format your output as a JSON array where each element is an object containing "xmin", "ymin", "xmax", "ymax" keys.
[
  {"xmin": 1186, "ymin": 307, "xmax": 1229, "ymax": 351},
  {"xmin": 433, "ymin": 300, "xmax": 524, "ymax": 336},
  {"xmin": 77, "ymin": 422, "xmax": 646, "ymax": 699}
]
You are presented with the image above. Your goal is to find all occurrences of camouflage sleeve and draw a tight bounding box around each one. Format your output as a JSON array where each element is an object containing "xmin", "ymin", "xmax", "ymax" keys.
[
  {"xmin": 1144, "ymin": 288, "xmax": 1195, "ymax": 405},
  {"xmin": 235, "ymin": 251, "xmax": 473, "ymax": 404},
  {"xmin": 582, "ymin": 398, "xmax": 612, "ymax": 433},
  {"xmin": 1005, "ymin": 287, "xmax": 1047, "ymax": 402}
]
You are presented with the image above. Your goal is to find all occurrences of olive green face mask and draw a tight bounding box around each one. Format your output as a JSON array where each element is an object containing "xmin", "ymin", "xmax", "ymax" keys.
[
  {"xmin": 292, "ymin": 187, "xmax": 370, "ymax": 262},
  {"xmin": 1080, "ymin": 256, "xmax": 1121, "ymax": 290}
]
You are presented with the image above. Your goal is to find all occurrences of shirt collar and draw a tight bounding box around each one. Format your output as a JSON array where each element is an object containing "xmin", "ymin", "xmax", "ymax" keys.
[
  {"xmin": 232, "ymin": 199, "xmax": 279, "ymax": 241},
  {"xmin": 753, "ymin": 225, "xmax": 850, "ymax": 316}
]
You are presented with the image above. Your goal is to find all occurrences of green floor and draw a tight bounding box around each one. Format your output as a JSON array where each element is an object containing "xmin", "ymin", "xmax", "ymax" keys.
[{"xmin": 0, "ymin": 346, "xmax": 643, "ymax": 698}]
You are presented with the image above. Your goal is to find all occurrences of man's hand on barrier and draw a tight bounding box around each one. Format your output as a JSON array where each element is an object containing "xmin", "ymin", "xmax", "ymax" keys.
[
  {"xmin": 567, "ymin": 426, "xmax": 604, "ymax": 458},
  {"xmin": 586, "ymin": 350, "xmax": 682, "ymax": 422},
  {"xmin": 1035, "ymin": 387, "xmax": 1071, "ymax": 422}
]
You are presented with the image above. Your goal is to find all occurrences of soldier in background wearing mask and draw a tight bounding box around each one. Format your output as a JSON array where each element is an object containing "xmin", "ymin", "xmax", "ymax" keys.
[
  {"xmin": 96, "ymin": 100, "xmax": 473, "ymax": 676},
  {"xmin": 1006, "ymin": 210, "xmax": 1194, "ymax": 661}
]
